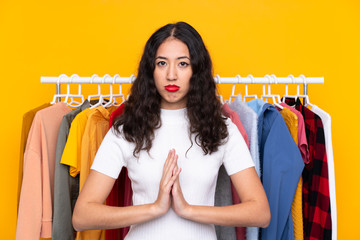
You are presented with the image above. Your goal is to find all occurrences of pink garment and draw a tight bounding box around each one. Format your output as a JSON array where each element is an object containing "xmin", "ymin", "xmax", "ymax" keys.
[
  {"xmin": 279, "ymin": 103, "xmax": 310, "ymax": 164},
  {"xmin": 222, "ymin": 103, "xmax": 250, "ymax": 240},
  {"xmin": 16, "ymin": 102, "xmax": 72, "ymax": 240}
]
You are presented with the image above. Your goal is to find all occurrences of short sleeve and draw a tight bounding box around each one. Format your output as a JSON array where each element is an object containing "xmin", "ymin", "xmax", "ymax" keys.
[
  {"xmin": 90, "ymin": 128, "xmax": 127, "ymax": 179},
  {"xmin": 222, "ymin": 119, "xmax": 255, "ymax": 176}
]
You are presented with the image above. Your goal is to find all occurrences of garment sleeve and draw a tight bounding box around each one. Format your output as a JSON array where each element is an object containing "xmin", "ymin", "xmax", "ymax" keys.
[
  {"xmin": 222, "ymin": 119, "xmax": 255, "ymax": 176},
  {"xmin": 90, "ymin": 128, "xmax": 127, "ymax": 179}
]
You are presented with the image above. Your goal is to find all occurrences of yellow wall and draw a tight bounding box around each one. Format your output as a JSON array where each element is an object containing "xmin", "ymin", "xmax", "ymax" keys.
[{"xmin": 1, "ymin": 0, "xmax": 359, "ymax": 239}]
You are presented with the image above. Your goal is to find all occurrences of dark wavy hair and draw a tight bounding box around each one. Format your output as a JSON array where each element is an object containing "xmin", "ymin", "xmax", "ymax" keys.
[{"xmin": 112, "ymin": 21, "xmax": 228, "ymax": 157}]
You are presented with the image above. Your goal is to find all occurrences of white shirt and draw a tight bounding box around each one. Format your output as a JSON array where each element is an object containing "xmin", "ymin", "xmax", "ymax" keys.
[
  {"xmin": 91, "ymin": 108, "xmax": 254, "ymax": 240},
  {"xmin": 311, "ymin": 105, "xmax": 337, "ymax": 240}
]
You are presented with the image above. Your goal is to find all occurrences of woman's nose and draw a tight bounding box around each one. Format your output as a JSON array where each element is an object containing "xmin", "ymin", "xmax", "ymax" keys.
[{"xmin": 166, "ymin": 64, "xmax": 177, "ymax": 81}]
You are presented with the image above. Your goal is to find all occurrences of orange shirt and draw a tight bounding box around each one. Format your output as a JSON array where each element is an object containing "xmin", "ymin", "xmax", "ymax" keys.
[
  {"xmin": 76, "ymin": 106, "xmax": 115, "ymax": 240},
  {"xmin": 61, "ymin": 108, "xmax": 97, "ymax": 177}
]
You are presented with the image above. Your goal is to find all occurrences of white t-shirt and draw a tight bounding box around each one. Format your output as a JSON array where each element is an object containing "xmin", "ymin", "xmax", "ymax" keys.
[
  {"xmin": 311, "ymin": 105, "xmax": 337, "ymax": 240},
  {"xmin": 91, "ymin": 108, "xmax": 254, "ymax": 240}
]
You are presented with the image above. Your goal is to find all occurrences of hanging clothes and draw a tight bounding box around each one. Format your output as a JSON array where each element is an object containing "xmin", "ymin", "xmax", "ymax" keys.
[
  {"xmin": 310, "ymin": 105, "xmax": 336, "ymax": 240},
  {"xmin": 60, "ymin": 106, "xmax": 114, "ymax": 240},
  {"xmin": 279, "ymin": 103, "xmax": 310, "ymax": 164},
  {"xmin": 214, "ymin": 165, "xmax": 237, "ymax": 240},
  {"xmin": 61, "ymin": 107, "xmax": 97, "ymax": 177},
  {"xmin": 105, "ymin": 103, "xmax": 131, "ymax": 240},
  {"xmin": 247, "ymin": 99, "xmax": 304, "ymax": 240},
  {"xmin": 16, "ymin": 102, "xmax": 72, "ymax": 240},
  {"xmin": 18, "ymin": 103, "xmax": 51, "ymax": 216},
  {"xmin": 229, "ymin": 95, "xmax": 260, "ymax": 240},
  {"xmin": 77, "ymin": 106, "xmax": 115, "ymax": 240},
  {"xmin": 280, "ymin": 102, "xmax": 310, "ymax": 240},
  {"xmin": 285, "ymin": 98, "xmax": 332, "ymax": 240},
  {"xmin": 52, "ymin": 100, "xmax": 91, "ymax": 240},
  {"xmin": 277, "ymin": 106, "xmax": 304, "ymax": 240},
  {"xmin": 221, "ymin": 103, "xmax": 249, "ymax": 240}
]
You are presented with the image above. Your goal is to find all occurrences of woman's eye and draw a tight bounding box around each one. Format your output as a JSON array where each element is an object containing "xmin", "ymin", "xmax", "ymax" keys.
[
  {"xmin": 157, "ymin": 61, "xmax": 166, "ymax": 66},
  {"xmin": 179, "ymin": 62, "xmax": 189, "ymax": 67}
]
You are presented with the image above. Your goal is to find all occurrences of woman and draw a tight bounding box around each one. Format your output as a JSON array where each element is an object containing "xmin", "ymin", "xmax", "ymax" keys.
[{"xmin": 72, "ymin": 21, "xmax": 270, "ymax": 239}]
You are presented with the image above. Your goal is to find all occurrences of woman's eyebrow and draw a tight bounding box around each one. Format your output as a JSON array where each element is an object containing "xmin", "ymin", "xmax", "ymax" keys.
[
  {"xmin": 177, "ymin": 56, "xmax": 190, "ymax": 60},
  {"xmin": 155, "ymin": 56, "xmax": 190, "ymax": 60}
]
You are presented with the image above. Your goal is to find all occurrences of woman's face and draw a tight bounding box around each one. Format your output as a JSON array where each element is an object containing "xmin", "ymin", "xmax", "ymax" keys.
[{"xmin": 154, "ymin": 37, "xmax": 192, "ymax": 110}]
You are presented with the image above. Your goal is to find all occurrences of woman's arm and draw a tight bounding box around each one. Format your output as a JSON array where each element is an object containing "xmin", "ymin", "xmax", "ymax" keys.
[
  {"xmin": 171, "ymin": 166, "xmax": 270, "ymax": 228},
  {"xmin": 72, "ymin": 149, "xmax": 181, "ymax": 231}
]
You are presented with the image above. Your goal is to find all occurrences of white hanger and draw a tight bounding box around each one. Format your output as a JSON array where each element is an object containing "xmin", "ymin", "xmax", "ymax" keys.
[
  {"xmin": 228, "ymin": 75, "xmax": 241, "ymax": 103},
  {"xmin": 261, "ymin": 75, "xmax": 283, "ymax": 109},
  {"xmin": 297, "ymin": 75, "xmax": 314, "ymax": 108},
  {"xmin": 51, "ymin": 74, "xmax": 67, "ymax": 105},
  {"xmin": 102, "ymin": 74, "xmax": 115, "ymax": 108},
  {"xmin": 89, "ymin": 74, "xmax": 108, "ymax": 108},
  {"xmin": 214, "ymin": 74, "xmax": 224, "ymax": 104},
  {"xmin": 282, "ymin": 74, "xmax": 298, "ymax": 103},
  {"xmin": 108, "ymin": 74, "xmax": 126, "ymax": 107},
  {"xmin": 65, "ymin": 74, "xmax": 84, "ymax": 107},
  {"xmin": 50, "ymin": 74, "xmax": 84, "ymax": 107},
  {"xmin": 243, "ymin": 74, "xmax": 258, "ymax": 102},
  {"xmin": 88, "ymin": 74, "xmax": 102, "ymax": 107}
]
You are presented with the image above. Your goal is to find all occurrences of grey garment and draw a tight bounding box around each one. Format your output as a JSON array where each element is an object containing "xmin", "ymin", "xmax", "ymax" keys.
[
  {"xmin": 52, "ymin": 100, "xmax": 91, "ymax": 240},
  {"xmin": 229, "ymin": 95, "xmax": 260, "ymax": 240},
  {"xmin": 229, "ymin": 95, "xmax": 260, "ymax": 176},
  {"xmin": 214, "ymin": 165, "xmax": 236, "ymax": 240}
]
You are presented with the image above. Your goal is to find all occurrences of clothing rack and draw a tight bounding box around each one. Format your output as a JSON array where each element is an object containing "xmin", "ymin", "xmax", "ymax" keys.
[{"xmin": 40, "ymin": 74, "xmax": 324, "ymax": 104}]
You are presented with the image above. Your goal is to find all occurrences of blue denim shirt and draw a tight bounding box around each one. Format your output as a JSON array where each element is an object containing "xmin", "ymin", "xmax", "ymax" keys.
[{"xmin": 248, "ymin": 99, "xmax": 304, "ymax": 240}]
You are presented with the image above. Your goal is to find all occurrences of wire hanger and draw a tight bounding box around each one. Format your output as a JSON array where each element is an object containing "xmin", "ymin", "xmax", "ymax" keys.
[
  {"xmin": 243, "ymin": 74, "xmax": 258, "ymax": 102},
  {"xmin": 261, "ymin": 74, "xmax": 283, "ymax": 109}
]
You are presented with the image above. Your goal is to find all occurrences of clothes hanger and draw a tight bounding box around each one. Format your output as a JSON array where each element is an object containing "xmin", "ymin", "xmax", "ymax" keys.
[
  {"xmin": 260, "ymin": 75, "xmax": 283, "ymax": 109},
  {"xmin": 50, "ymin": 74, "xmax": 84, "ymax": 107},
  {"xmin": 51, "ymin": 74, "xmax": 68, "ymax": 105},
  {"xmin": 214, "ymin": 74, "xmax": 224, "ymax": 104},
  {"xmin": 87, "ymin": 74, "xmax": 100, "ymax": 105},
  {"xmin": 227, "ymin": 75, "xmax": 241, "ymax": 103},
  {"xmin": 65, "ymin": 74, "xmax": 84, "ymax": 108},
  {"xmin": 89, "ymin": 74, "xmax": 106, "ymax": 108},
  {"xmin": 243, "ymin": 74, "xmax": 258, "ymax": 102},
  {"xmin": 296, "ymin": 74, "xmax": 315, "ymax": 108},
  {"xmin": 107, "ymin": 74, "xmax": 126, "ymax": 107},
  {"xmin": 102, "ymin": 74, "xmax": 116, "ymax": 108},
  {"xmin": 281, "ymin": 74, "xmax": 298, "ymax": 103}
]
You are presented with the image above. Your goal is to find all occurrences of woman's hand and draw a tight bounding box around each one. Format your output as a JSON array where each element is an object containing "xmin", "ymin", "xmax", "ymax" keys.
[
  {"xmin": 153, "ymin": 149, "xmax": 181, "ymax": 216},
  {"xmin": 171, "ymin": 164, "xmax": 190, "ymax": 218}
]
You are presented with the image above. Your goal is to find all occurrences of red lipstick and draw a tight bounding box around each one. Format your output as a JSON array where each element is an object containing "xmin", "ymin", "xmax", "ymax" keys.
[{"xmin": 165, "ymin": 84, "xmax": 180, "ymax": 92}]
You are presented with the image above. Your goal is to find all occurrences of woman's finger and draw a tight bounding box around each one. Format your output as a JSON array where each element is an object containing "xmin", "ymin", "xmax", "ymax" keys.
[
  {"xmin": 163, "ymin": 149, "xmax": 173, "ymax": 172},
  {"xmin": 165, "ymin": 167, "xmax": 181, "ymax": 190},
  {"xmin": 163, "ymin": 153, "xmax": 178, "ymax": 184}
]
